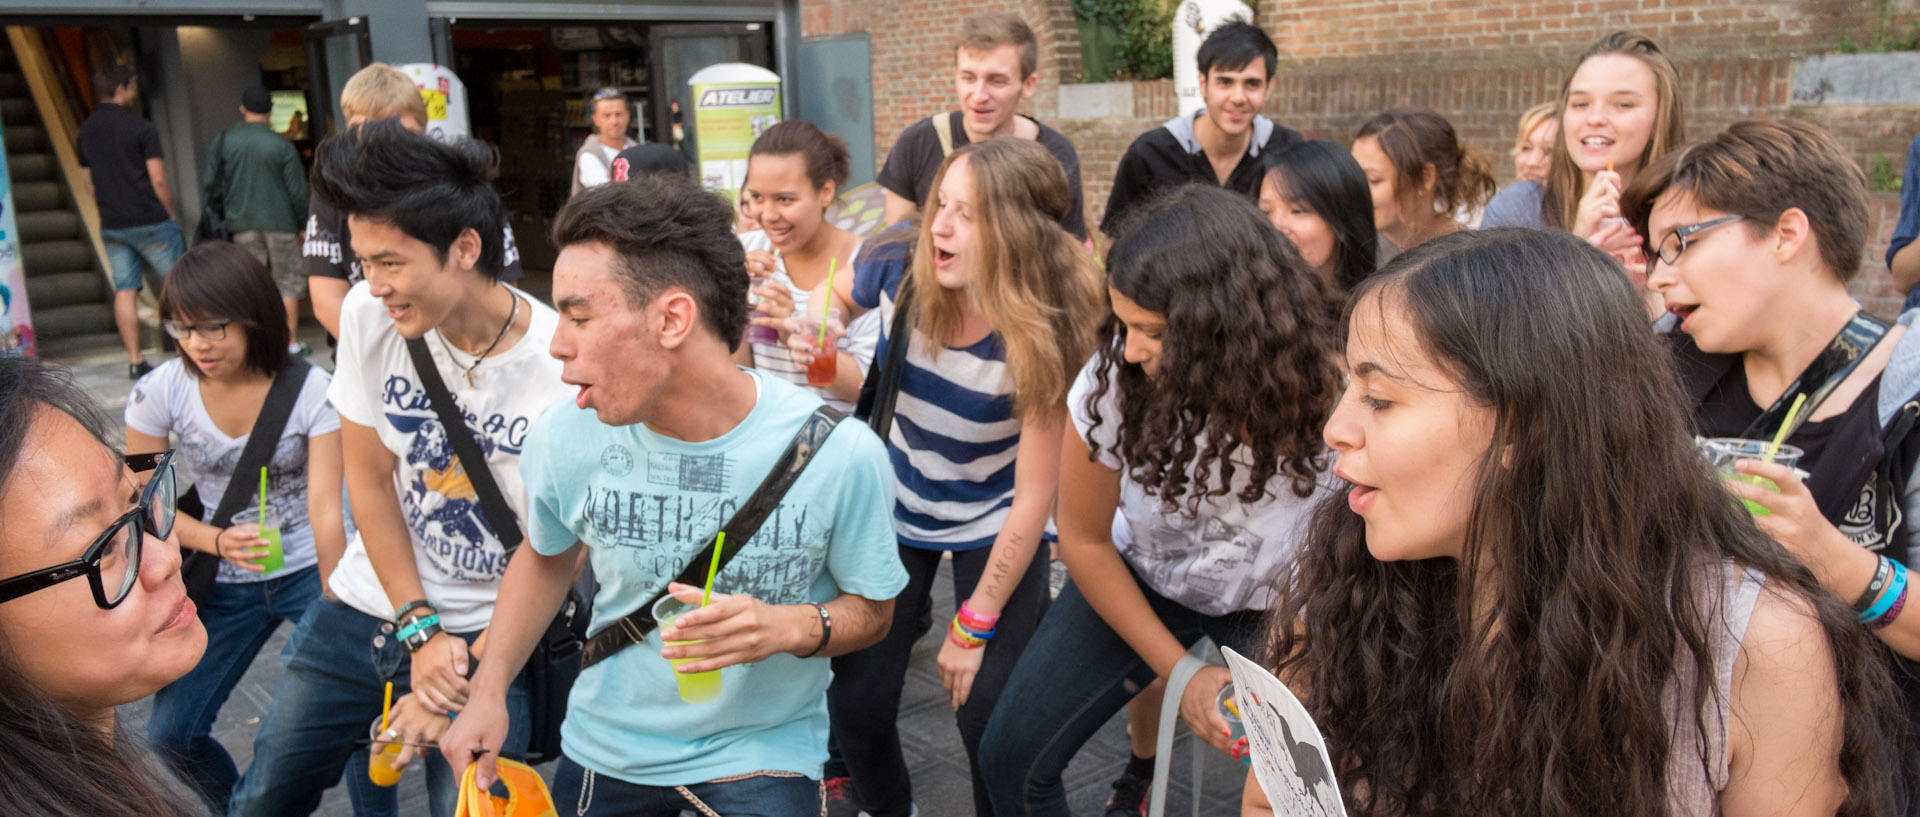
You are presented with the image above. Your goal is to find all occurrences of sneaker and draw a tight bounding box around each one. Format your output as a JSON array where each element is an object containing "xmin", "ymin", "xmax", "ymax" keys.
[
  {"xmin": 129, "ymin": 359, "xmax": 154, "ymax": 380},
  {"xmin": 1105, "ymin": 765, "xmax": 1152, "ymax": 817},
  {"xmin": 824, "ymin": 777, "xmax": 858, "ymax": 817},
  {"xmin": 289, "ymin": 341, "xmax": 311, "ymax": 357},
  {"xmin": 1049, "ymin": 558, "xmax": 1069, "ymax": 600}
]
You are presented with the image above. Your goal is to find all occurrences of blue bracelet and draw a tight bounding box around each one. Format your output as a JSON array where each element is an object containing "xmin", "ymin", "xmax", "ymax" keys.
[
  {"xmin": 395, "ymin": 613, "xmax": 441, "ymax": 643},
  {"xmin": 1859, "ymin": 560, "xmax": 1909, "ymax": 624}
]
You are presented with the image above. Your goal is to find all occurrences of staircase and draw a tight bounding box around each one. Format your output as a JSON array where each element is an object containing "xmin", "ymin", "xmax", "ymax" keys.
[{"xmin": 0, "ymin": 38, "xmax": 119, "ymax": 355}]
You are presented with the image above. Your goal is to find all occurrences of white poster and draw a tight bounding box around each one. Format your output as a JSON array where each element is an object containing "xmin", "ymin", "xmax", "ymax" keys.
[
  {"xmin": 398, "ymin": 63, "xmax": 470, "ymax": 143},
  {"xmin": 0, "ymin": 111, "xmax": 33, "ymax": 356},
  {"xmin": 1221, "ymin": 647, "xmax": 1346, "ymax": 817}
]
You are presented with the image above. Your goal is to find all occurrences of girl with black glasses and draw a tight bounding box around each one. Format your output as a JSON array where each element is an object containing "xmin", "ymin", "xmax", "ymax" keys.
[
  {"xmin": 126, "ymin": 241, "xmax": 345, "ymax": 813},
  {"xmin": 0, "ymin": 354, "xmax": 205, "ymax": 817}
]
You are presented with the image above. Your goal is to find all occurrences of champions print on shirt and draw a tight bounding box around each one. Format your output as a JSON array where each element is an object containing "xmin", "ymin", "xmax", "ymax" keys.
[{"xmin": 383, "ymin": 372, "xmax": 533, "ymax": 583}]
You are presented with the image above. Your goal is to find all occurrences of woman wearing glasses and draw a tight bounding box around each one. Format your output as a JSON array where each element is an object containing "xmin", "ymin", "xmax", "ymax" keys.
[
  {"xmin": 126, "ymin": 241, "xmax": 344, "ymax": 812},
  {"xmin": 0, "ymin": 355, "xmax": 206, "ymax": 816},
  {"xmin": 1626, "ymin": 119, "xmax": 1920, "ymax": 808}
]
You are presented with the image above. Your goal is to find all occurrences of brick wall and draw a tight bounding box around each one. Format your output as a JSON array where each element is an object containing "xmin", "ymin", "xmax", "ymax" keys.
[{"xmin": 805, "ymin": 0, "xmax": 1920, "ymax": 313}]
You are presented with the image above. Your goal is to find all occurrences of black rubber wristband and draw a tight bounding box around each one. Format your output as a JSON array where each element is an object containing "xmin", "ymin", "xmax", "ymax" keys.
[
  {"xmin": 799, "ymin": 603, "xmax": 832, "ymax": 658},
  {"xmin": 1854, "ymin": 556, "xmax": 1893, "ymax": 613}
]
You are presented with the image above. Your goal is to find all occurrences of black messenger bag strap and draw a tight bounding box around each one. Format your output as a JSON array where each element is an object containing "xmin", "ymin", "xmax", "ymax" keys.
[
  {"xmin": 185, "ymin": 360, "xmax": 313, "ymax": 601},
  {"xmin": 404, "ymin": 337, "xmax": 524, "ymax": 549},
  {"xmin": 854, "ymin": 274, "xmax": 914, "ymax": 441},
  {"xmin": 579, "ymin": 405, "xmax": 846, "ymax": 670}
]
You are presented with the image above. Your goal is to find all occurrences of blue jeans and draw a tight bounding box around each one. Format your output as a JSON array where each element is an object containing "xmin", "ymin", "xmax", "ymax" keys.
[
  {"xmin": 977, "ymin": 574, "xmax": 1263, "ymax": 817},
  {"xmin": 148, "ymin": 567, "xmax": 336, "ymax": 814},
  {"xmin": 228, "ymin": 598, "xmax": 532, "ymax": 817},
  {"xmin": 550, "ymin": 755, "xmax": 821, "ymax": 817},
  {"xmin": 100, "ymin": 219, "xmax": 183, "ymax": 291}
]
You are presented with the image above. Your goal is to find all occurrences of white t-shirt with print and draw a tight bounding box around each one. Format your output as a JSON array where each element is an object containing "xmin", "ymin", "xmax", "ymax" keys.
[
  {"xmin": 325, "ymin": 282, "xmax": 571, "ymax": 632},
  {"xmin": 126, "ymin": 359, "xmax": 339, "ymax": 584},
  {"xmin": 1068, "ymin": 358, "xmax": 1338, "ymax": 615},
  {"xmin": 737, "ymin": 229, "xmax": 878, "ymax": 412}
]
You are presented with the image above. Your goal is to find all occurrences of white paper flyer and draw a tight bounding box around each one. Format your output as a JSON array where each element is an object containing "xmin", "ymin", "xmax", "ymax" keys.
[{"xmin": 1220, "ymin": 646, "xmax": 1346, "ymax": 817}]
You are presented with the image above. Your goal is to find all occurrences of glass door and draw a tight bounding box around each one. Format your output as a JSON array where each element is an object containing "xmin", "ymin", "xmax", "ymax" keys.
[
  {"xmin": 302, "ymin": 17, "xmax": 372, "ymax": 140},
  {"xmin": 648, "ymin": 22, "xmax": 771, "ymax": 161}
]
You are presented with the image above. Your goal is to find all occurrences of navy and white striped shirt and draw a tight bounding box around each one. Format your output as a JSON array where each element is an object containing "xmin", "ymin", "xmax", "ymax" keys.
[{"xmin": 853, "ymin": 241, "xmax": 1021, "ymax": 551}]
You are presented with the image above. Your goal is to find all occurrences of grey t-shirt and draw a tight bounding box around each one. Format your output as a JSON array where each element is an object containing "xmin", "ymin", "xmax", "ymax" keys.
[{"xmin": 1482, "ymin": 180, "xmax": 1548, "ymax": 230}]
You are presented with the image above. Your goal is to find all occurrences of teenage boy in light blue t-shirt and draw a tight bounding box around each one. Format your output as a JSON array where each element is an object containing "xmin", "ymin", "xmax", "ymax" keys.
[{"xmin": 440, "ymin": 174, "xmax": 906, "ymax": 816}]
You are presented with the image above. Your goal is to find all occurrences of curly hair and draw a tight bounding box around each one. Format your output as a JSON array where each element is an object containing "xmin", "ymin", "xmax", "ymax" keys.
[
  {"xmin": 1264, "ymin": 228, "xmax": 1901, "ymax": 817},
  {"xmin": 1087, "ymin": 184, "xmax": 1341, "ymax": 513}
]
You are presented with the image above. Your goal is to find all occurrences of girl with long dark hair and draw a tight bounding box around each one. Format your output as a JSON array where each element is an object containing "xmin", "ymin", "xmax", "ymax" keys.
[
  {"xmin": 826, "ymin": 136, "xmax": 1106, "ymax": 817},
  {"xmin": 1258, "ymin": 140, "xmax": 1381, "ymax": 293},
  {"xmin": 1250, "ymin": 228, "xmax": 1901, "ymax": 817},
  {"xmin": 978, "ymin": 184, "xmax": 1342, "ymax": 816},
  {"xmin": 127, "ymin": 241, "xmax": 344, "ymax": 812},
  {"xmin": 0, "ymin": 355, "xmax": 207, "ymax": 817}
]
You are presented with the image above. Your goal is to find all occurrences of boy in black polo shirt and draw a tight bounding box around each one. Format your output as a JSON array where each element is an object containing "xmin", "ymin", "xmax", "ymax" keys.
[
  {"xmin": 1100, "ymin": 22, "xmax": 1302, "ymax": 237},
  {"xmin": 77, "ymin": 64, "xmax": 182, "ymax": 378},
  {"xmin": 876, "ymin": 12, "xmax": 1087, "ymax": 240}
]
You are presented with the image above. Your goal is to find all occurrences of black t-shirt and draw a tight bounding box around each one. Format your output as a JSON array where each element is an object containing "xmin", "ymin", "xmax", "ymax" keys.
[
  {"xmin": 1101, "ymin": 115, "xmax": 1304, "ymax": 236},
  {"xmin": 1695, "ymin": 362, "xmax": 1887, "ymax": 534},
  {"xmin": 876, "ymin": 111, "xmax": 1087, "ymax": 240},
  {"xmin": 303, "ymin": 193, "xmax": 524, "ymax": 287},
  {"xmin": 76, "ymin": 103, "xmax": 171, "ymax": 229}
]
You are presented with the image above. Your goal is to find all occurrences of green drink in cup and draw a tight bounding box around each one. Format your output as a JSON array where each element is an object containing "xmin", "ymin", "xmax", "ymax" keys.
[
  {"xmin": 230, "ymin": 504, "xmax": 285, "ymax": 575},
  {"xmin": 653, "ymin": 595, "xmax": 722, "ymax": 703},
  {"xmin": 1697, "ymin": 438, "xmax": 1807, "ymax": 517}
]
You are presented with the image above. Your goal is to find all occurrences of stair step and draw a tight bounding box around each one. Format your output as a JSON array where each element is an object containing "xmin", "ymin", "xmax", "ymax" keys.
[
  {"xmin": 26, "ymin": 270, "xmax": 107, "ymax": 309},
  {"xmin": 8, "ymin": 152, "xmax": 55, "ymax": 182},
  {"xmin": 16, "ymin": 209, "xmax": 79, "ymax": 242},
  {"xmin": 0, "ymin": 97, "xmax": 30, "ymax": 123},
  {"xmin": 0, "ymin": 72, "xmax": 22, "ymax": 98},
  {"xmin": 14, "ymin": 180, "xmax": 62, "ymax": 210},
  {"xmin": 20, "ymin": 239, "xmax": 95, "ymax": 275},
  {"xmin": 30, "ymin": 303, "xmax": 116, "ymax": 340},
  {"xmin": 3, "ymin": 122, "xmax": 44, "ymax": 152}
]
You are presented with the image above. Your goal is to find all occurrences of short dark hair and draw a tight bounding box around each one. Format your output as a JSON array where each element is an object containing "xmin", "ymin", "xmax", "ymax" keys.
[
  {"xmin": 749, "ymin": 120, "xmax": 852, "ymax": 193},
  {"xmin": 159, "ymin": 242, "xmax": 292, "ymax": 379},
  {"xmin": 1197, "ymin": 21, "xmax": 1276, "ymax": 78},
  {"xmin": 309, "ymin": 119, "xmax": 507, "ymax": 280},
  {"xmin": 1263, "ymin": 140, "xmax": 1381, "ymax": 293},
  {"xmin": 92, "ymin": 64, "xmax": 136, "ymax": 101},
  {"xmin": 551, "ymin": 175, "xmax": 749, "ymax": 350},
  {"xmin": 1622, "ymin": 119, "xmax": 1870, "ymax": 283}
]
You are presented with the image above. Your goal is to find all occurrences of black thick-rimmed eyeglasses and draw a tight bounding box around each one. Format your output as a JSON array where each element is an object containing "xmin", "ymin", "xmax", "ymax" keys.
[
  {"xmin": 1653, "ymin": 214, "xmax": 1747, "ymax": 267},
  {"xmin": 161, "ymin": 319, "xmax": 233, "ymax": 342},
  {"xmin": 0, "ymin": 450, "xmax": 177, "ymax": 610}
]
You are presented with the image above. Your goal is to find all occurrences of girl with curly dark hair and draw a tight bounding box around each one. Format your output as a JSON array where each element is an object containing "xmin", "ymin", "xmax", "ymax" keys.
[
  {"xmin": 1250, "ymin": 227, "xmax": 1902, "ymax": 817},
  {"xmin": 977, "ymin": 184, "xmax": 1343, "ymax": 816}
]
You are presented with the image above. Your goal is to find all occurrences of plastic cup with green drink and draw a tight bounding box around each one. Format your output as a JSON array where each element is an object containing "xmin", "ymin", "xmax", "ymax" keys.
[
  {"xmin": 230, "ymin": 504, "xmax": 284, "ymax": 574},
  {"xmin": 1697, "ymin": 437, "xmax": 1808, "ymax": 517},
  {"xmin": 654, "ymin": 594, "xmax": 723, "ymax": 703}
]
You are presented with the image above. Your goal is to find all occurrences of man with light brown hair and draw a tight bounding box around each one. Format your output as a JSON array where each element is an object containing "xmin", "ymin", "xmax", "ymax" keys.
[
  {"xmin": 305, "ymin": 63, "xmax": 523, "ymax": 339},
  {"xmin": 875, "ymin": 12, "xmax": 1085, "ymax": 238}
]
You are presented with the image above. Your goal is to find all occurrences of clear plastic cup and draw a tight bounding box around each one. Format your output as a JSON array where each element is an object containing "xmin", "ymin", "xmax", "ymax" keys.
[
  {"xmin": 231, "ymin": 503, "xmax": 284, "ymax": 575},
  {"xmin": 367, "ymin": 717, "xmax": 405, "ymax": 787},
  {"xmin": 1697, "ymin": 437, "xmax": 1808, "ymax": 517},
  {"xmin": 1216, "ymin": 682, "xmax": 1250, "ymax": 767},
  {"xmin": 653, "ymin": 595, "xmax": 722, "ymax": 703},
  {"xmin": 795, "ymin": 307, "xmax": 842, "ymax": 388}
]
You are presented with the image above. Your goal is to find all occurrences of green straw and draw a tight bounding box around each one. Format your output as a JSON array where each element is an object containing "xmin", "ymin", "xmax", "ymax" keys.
[
  {"xmin": 702, "ymin": 531, "xmax": 725, "ymax": 607},
  {"xmin": 258, "ymin": 466, "xmax": 268, "ymax": 522},
  {"xmin": 1764, "ymin": 393, "xmax": 1808, "ymax": 463},
  {"xmin": 816, "ymin": 258, "xmax": 838, "ymax": 348}
]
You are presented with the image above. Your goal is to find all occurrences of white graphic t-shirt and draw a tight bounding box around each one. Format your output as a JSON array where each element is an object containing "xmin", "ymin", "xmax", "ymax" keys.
[
  {"xmin": 326, "ymin": 282, "xmax": 570, "ymax": 632},
  {"xmin": 126, "ymin": 359, "xmax": 338, "ymax": 584},
  {"xmin": 1069, "ymin": 358, "xmax": 1339, "ymax": 615}
]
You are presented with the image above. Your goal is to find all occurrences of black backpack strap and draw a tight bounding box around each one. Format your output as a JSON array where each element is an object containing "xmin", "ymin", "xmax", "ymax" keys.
[
  {"xmin": 579, "ymin": 405, "xmax": 847, "ymax": 669},
  {"xmin": 404, "ymin": 337, "xmax": 524, "ymax": 548},
  {"xmin": 854, "ymin": 273, "xmax": 914, "ymax": 442},
  {"xmin": 210, "ymin": 360, "xmax": 312, "ymax": 525}
]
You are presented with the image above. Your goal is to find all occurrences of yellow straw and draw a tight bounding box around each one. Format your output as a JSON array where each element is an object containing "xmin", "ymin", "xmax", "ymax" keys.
[
  {"xmin": 1224, "ymin": 698, "xmax": 1242, "ymax": 720},
  {"xmin": 702, "ymin": 532, "xmax": 725, "ymax": 607},
  {"xmin": 1765, "ymin": 393, "xmax": 1808, "ymax": 463},
  {"xmin": 380, "ymin": 681, "xmax": 393, "ymax": 731},
  {"xmin": 816, "ymin": 258, "xmax": 838, "ymax": 348}
]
